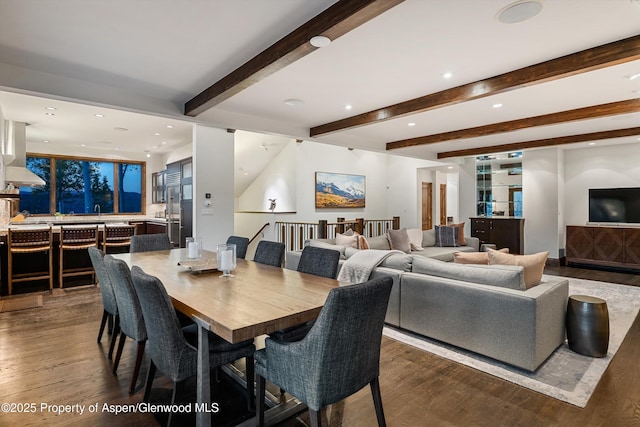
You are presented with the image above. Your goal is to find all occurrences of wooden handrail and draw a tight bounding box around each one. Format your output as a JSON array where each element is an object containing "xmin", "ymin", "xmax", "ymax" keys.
[{"xmin": 248, "ymin": 223, "xmax": 270, "ymax": 245}]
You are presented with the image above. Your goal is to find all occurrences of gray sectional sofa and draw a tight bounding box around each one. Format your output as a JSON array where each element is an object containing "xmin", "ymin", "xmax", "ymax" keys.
[{"xmin": 285, "ymin": 235, "xmax": 569, "ymax": 372}]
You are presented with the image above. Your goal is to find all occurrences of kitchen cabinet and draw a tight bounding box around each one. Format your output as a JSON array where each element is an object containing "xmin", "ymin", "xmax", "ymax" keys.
[{"xmin": 151, "ymin": 171, "xmax": 166, "ymax": 203}]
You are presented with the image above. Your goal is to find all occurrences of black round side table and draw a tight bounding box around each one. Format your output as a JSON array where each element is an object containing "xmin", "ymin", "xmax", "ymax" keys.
[{"xmin": 566, "ymin": 295, "xmax": 609, "ymax": 357}]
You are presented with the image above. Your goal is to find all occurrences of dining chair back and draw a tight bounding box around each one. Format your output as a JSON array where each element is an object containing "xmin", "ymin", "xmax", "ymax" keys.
[
  {"xmin": 130, "ymin": 266, "xmax": 256, "ymax": 420},
  {"xmin": 88, "ymin": 247, "xmax": 119, "ymax": 358},
  {"xmin": 253, "ymin": 240, "xmax": 286, "ymax": 267},
  {"xmin": 104, "ymin": 255, "xmax": 147, "ymax": 395},
  {"xmin": 226, "ymin": 235, "xmax": 249, "ymax": 259},
  {"xmin": 297, "ymin": 245, "xmax": 341, "ymax": 279},
  {"xmin": 7, "ymin": 227, "xmax": 54, "ymax": 295},
  {"xmin": 130, "ymin": 233, "xmax": 171, "ymax": 253},
  {"xmin": 255, "ymin": 276, "xmax": 393, "ymax": 427}
]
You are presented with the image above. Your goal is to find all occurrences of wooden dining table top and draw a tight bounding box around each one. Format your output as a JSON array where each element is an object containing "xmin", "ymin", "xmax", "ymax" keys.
[{"xmin": 112, "ymin": 248, "xmax": 340, "ymax": 343}]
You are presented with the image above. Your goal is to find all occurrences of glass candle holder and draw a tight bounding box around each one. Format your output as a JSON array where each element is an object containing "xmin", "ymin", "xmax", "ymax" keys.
[
  {"xmin": 217, "ymin": 243, "xmax": 236, "ymax": 277},
  {"xmin": 186, "ymin": 237, "xmax": 202, "ymax": 259}
]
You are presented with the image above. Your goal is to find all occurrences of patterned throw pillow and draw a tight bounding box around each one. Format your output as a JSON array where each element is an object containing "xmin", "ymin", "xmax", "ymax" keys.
[{"xmin": 434, "ymin": 225, "xmax": 459, "ymax": 247}]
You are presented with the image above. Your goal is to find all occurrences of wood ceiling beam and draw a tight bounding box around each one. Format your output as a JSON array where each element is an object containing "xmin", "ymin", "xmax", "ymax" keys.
[
  {"xmin": 310, "ymin": 33, "xmax": 640, "ymax": 137},
  {"xmin": 386, "ymin": 99, "xmax": 640, "ymax": 150},
  {"xmin": 184, "ymin": 0, "xmax": 405, "ymax": 117},
  {"xmin": 437, "ymin": 127, "xmax": 640, "ymax": 159}
]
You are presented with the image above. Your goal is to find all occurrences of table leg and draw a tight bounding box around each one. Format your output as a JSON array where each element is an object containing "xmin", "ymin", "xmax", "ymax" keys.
[{"xmin": 193, "ymin": 316, "xmax": 211, "ymax": 427}]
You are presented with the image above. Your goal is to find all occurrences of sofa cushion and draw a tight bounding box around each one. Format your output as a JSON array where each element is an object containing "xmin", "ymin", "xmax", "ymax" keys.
[
  {"xmin": 406, "ymin": 228, "xmax": 424, "ymax": 251},
  {"xmin": 379, "ymin": 253, "xmax": 413, "ymax": 272},
  {"xmin": 367, "ymin": 234, "xmax": 392, "ymax": 250},
  {"xmin": 450, "ymin": 222, "xmax": 467, "ymax": 246},
  {"xmin": 422, "ymin": 229, "xmax": 436, "ymax": 247},
  {"xmin": 453, "ymin": 248, "xmax": 509, "ymax": 264},
  {"xmin": 411, "ymin": 256, "xmax": 526, "ymax": 290},
  {"xmin": 388, "ymin": 228, "xmax": 411, "ymax": 253},
  {"xmin": 488, "ymin": 250, "xmax": 549, "ymax": 289},
  {"xmin": 335, "ymin": 230, "xmax": 358, "ymax": 248},
  {"xmin": 434, "ymin": 225, "xmax": 459, "ymax": 247}
]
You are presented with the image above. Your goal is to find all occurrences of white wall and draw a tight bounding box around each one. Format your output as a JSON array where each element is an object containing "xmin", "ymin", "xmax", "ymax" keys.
[
  {"xmin": 192, "ymin": 125, "xmax": 235, "ymax": 250},
  {"xmin": 237, "ymin": 141, "xmax": 296, "ymax": 212},
  {"xmin": 235, "ymin": 140, "xmax": 439, "ymax": 247},
  {"xmin": 564, "ymin": 142, "xmax": 640, "ymax": 226},
  {"xmin": 522, "ymin": 148, "xmax": 562, "ymax": 257}
]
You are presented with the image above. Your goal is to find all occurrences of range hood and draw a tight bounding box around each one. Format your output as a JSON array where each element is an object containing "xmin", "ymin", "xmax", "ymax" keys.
[{"xmin": 2, "ymin": 121, "xmax": 45, "ymax": 187}]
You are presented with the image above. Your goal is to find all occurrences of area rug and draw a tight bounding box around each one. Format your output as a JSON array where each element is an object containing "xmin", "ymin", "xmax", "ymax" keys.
[
  {"xmin": 0, "ymin": 294, "xmax": 44, "ymax": 313},
  {"xmin": 383, "ymin": 275, "xmax": 640, "ymax": 408}
]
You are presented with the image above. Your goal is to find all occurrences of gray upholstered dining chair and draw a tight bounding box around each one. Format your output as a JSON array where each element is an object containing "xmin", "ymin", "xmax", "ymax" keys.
[
  {"xmin": 253, "ymin": 240, "xmax": 286, "ymax": 267},
  {"xmin": 103, "ymin": 255, "xmax": 147, "ymax": 395},
  {"xmin": 255, "ymin": 276, "xmax": 393, "ymax": 427},
  {"xmin": 226, "ymin": 235, "xmax": 250, "ymax": 259},
  {"xmin": 268, "ymin": 245, "xmax": 342, "ymax": 343},
  {"xmin": 88, "ymin": 247, "xmax": 119, "ymax": 359},
  {"xmin": 130, "ymin": 265, "xmax": 256, "ymax": 424},
  {"xmin": 130, "ymin": 233, "xmax": 172, "ymax": 253},
  {"xmin": 297, "ymin": 245, "xmax": 341, "ymax": 279}
]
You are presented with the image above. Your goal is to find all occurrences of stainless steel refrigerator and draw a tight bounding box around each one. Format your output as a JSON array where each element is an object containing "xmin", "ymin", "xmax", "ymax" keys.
[{"xmin": 165, "ymin": 171, "xmax": 182, "ymax": 248}]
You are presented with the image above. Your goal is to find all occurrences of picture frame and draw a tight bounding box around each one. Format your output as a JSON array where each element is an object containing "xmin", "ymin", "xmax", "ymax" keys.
[{"xmin": 315, "ymin": 172, "xmax": 365, "ymax": 209}]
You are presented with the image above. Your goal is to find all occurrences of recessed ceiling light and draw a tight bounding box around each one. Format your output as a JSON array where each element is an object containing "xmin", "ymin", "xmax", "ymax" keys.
[
  {"xmin": 345, "ymin": 104, "xmax": 352, "ymax": 110},
  {"xmin": 310, "ymin": 35, "xmax": 331, "ymax": 48},
  {"xmin": 625, "ymin": 72, "xmax": 640, "ymax": 81},
  {"xmin": 443, "ymin": 72, "xmax": 453, "ymax": 79},
  {"xmin": 448, "ymin": 166, "xmax": 454, "ymax": 169},
  {"xmin": 408, "ymin": 122, "xmax": 416, "ymax": 127},
  {"xmin": 166, "ymin": 125, "xmax": 173, "ymax": 129},
  {"xmin": 154, "ymin": 132, "xmax": 161, "ymax": 136},
  {"xmin": 95, "ymin": 114, "xmax": 104, "ymax": 118},
  {"xmin": 42, "ymin": 140, "xmax": 49, "ymax": 143},
  {"xmin": 114, "ymin": 127, "xmax": 128, "ymax": 132},
  {"xmin": 45, "ymin": 112, "xmax": 55, "ymax": 116},
  {"xmin": 497, "ymin": 1, "xmax": 543, "ymax": 24},
  {"xmin": 152, "ymin": 145, "xmax": 158, "ymax": 149},
  {"xmin": 492, "ymin": 103, "xmax": 503, "ymax": 108},
  {"xmin": 80, "ymin": 143, "xmax": 87, "ymax": 147},
  {"xmin": 115, "ymin": 147, "xmax": 120, "ymax": 150},
  {"xmin": 588, "ymin": 142, "xmax": 596, "ymax": 146},
  {"xmin": 45, "ymin": 106, "xmax": 56, "ymax": 111},
  {"xmin": 145, "ymin": 151, "xmax": 151, "ymax": 158},
  {"xmin": 283, "ymin": 98, "xmax": 305, "ymax": 107},
  {"xmin": 161, "ymin": 141, "xmax": 167, "ymax": 145}
]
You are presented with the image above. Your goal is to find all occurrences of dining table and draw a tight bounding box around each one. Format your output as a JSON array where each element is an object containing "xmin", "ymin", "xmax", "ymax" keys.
[{"xmin": 112, "ymin": 248, "xmax": 340, "ymax": 427}]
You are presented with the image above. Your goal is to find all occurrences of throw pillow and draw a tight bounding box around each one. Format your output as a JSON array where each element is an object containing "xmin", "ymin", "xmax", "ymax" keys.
[
  {"xmin": 434, "ymin": 225, "xmax": 459, "ymax": 247},
  {"xmin": 357, "ymin": 235, "xmax": 369, "ymax": 250},
  {"xmin": 387, "ymin": 228, "xmax": 411, "ymax": 253},
  {"xmin": 453, "ymin": 248, "xmax": 509, "ymax": 264},
  {"xmin": 488, "ymin": 250, "xmax": 549, "ymax": 289},
  {"xmin": 450, "ymin": 222, "xmax": 467, "ymax": 246},
  {"xmin": 366, "ymin": 234, "xmax": 392, "ymax": 250},
  {"xmin": 335, "ymin": 231, "xmax": 358, "ymax": 249},
  {"xmin": 406, "ymin": 228, "xmax": 424, "ymax": 251}
]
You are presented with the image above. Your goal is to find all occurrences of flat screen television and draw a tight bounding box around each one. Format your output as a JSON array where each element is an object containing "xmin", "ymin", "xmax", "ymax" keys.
[{"xmin": 589, "ymin": 187, "xmax": 640, "ymax": 224}]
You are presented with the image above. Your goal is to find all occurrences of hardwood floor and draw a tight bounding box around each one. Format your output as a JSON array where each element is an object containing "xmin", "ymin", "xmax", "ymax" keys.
[{"xmin": 1, "ymin": 266, "xmax": 639, "ymax": 426}]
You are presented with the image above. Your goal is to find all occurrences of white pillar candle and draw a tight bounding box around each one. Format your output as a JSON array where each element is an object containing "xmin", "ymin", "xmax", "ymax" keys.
[
  {"xmin": 188, "ymin": 241, "xmax": 198, "ymax": 258},
  {"xmin": 220, "ymin": 249, "xmax": 233, "ymax": 271}
]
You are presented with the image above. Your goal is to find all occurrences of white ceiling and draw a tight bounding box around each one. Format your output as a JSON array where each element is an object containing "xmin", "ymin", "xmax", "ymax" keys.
[{"xmin": 0, "ymin": 0, "xmax": 639, "ymax": 177}]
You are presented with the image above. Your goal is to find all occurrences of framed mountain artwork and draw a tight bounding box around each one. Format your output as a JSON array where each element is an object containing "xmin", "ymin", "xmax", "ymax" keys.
[{"xmin": 315, "ymin": 172, "xmax": 365, "ymax": 208}]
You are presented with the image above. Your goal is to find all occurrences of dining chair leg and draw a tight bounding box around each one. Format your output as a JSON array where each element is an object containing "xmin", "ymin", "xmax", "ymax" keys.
[
  {"xmin": 309, "ymin": 409, "xmax": 322, "ymax": 427},
  {"xmin": 108, "ymin": 316, "xmax": 120, "ymax": 359},
  {"xmin": 143, "ymin": 361, "xmax": 156, "ymax": 402},
  {"xmin": 256, "ymin": 375, "xmax": 265, "ymax": 427},
  {"xmin": 97, "ymin": 310, "xmax": 109, "ymax": 343},
  {"xmin": 245, "ymin": 355, "xmax": 255, "ymax": 412},
  {"xmin": 112, "ymin": 332, "xmax": 127, "ymax": 374},
  {"xmin": 129, "ymin": 341, "xmax": 146, "ymax": 395},
  {"xmin": 370, "ymin": 377, "xmax": 386, "ymax": 427}
]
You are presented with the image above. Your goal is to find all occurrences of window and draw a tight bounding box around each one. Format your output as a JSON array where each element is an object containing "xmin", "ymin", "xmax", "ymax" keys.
[{"xmin": 20, "ymin": 154, "xmax": 144, "ymax": 215}]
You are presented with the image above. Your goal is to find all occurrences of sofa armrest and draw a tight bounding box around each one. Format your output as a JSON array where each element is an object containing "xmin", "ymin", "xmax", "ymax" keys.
[
  {"xmin": 285, "ymin": 251, "xmax": 302, "ymax": 271},
  {"xmin": 464, "ymin": 236, "xmax": 480, "ymax": 251}
]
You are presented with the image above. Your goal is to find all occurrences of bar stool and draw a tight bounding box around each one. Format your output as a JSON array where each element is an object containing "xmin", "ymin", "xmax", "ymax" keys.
[
  {"xmin": 7, "ymin": 227, "xmax": 54, "ymax": 295},
  {"xmin": 102, "ymin": 224, "xmax": 136, "ymax": 254},
  {"xmin": 59, "ymin": 225, "xmax": 99, "ymax": 289}
]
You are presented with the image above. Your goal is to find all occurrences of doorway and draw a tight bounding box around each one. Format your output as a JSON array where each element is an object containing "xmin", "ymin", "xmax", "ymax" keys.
[
  {"xmin": 421, "ymin": 182, "xmax": 433, "ymax": 230},
  {"xmin": 439, "ymin": 183, "xmax": 447, "ymax": 225}
]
